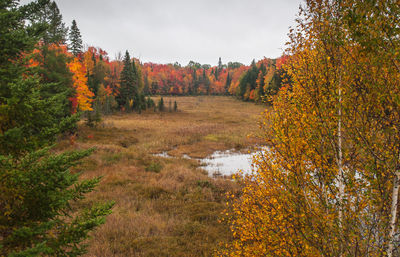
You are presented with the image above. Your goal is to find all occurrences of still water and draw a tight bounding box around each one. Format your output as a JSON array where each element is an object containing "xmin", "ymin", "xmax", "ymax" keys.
[
  {"xmin": 154, "ymin": 149, "xmax": 262, "ymax": 177},
  {"xmin": 200, "ymin": 150, "xmax": 255, "ymax": 176}
]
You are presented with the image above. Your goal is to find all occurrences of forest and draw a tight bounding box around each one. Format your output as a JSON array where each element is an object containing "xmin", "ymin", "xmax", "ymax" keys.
[{"xmin": 1, "ymin": 0, "xmax": 400, "ymax": 256}]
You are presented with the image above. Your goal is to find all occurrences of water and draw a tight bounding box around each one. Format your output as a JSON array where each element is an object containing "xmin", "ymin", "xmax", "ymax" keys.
[
  {"xmin": 153, "ymin": 152, "xmax": 170, "ymax": 158},
  {"xmin": 154, "ymin": 149, "xmax": 260, "ymax": 177},
  {"xmin": 200, "ymin": 150, "xmax": 254, "ymax": 176}
]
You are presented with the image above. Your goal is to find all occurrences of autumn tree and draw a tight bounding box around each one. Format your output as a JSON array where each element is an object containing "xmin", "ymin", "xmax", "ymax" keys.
[
  {"xmin": 140, "ymin": 60, "xmax": 250, "ymax": 98},
  {"xmin": 68, "ymin": 56, "xmax": 94, "ymax": 112},
  {"xmin": 341, "ymin": 1, "xmax": 400, "ymax": 255},
  {"xmin": 68, "ymin": 19, "xmax": 83, "ymax": 56},
  {"xmin": 223, "ymin": 0, "xmax": 400, "ymax": 256}
]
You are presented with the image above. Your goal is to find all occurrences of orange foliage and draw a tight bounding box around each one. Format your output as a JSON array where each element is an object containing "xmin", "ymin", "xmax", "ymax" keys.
[
  {"xmin": 68, "ymin": 57, "xmax": 94, "ymax": 112},
  {"xmin": 142, "ymin": 62, "xmax": 248, "ymax": 95}
]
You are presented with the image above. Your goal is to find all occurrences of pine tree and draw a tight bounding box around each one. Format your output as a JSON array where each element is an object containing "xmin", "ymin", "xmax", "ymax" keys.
[
  {"xmin": 1, "ymin": 1, "xmax": 76, "ymax": 156},
  {"xmin": 0, "ymin": 2, "xmax": 113, "ymax": 255},
  {"xmin": 224, "ymin": 72, "xmax": 232, "ymax": 94},
  {"xmin": 238, "ymin": 59, "xmax": 258, "ymax": 100},
  {"xmin": 146, "ymin": 96, "xmax": 154, "ymax": 109},
  {"xmin": 116, "ymin": 50, "xmax": 137, "ymax": 109},
  {"xmin": 217, "ymin": 57, "xmax": 223, "ymax": 79},
  {"xmin": 1, "ymin": 148, "xmax": 114, "ymax": 256},
  {"xmin": 30, "ymin": 0, "xmax": 68, "ymax": 44},
  {"xmin": 192, "ymin": 69, "xmax": 198, "ymax": 95},
  {"xmin": 158, "ymin": 97, "xmax": 164, "ymax": 112},
  {"xmin": 202, "ymin": 68, "xmax": 210, "ymax": 94},
  {"xmin": 168, "ymin": 99, "xmax": 172, "ymax": 112},
  {"xmin": 68, "ymin": 20, "xmax": 83, "ymax": 56},
  {"xmin": 143, "ymin": 75, "xmax": 150, "ymax": 95}
]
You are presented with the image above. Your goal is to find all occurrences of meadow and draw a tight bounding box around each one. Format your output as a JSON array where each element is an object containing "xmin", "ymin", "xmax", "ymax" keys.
[{"xmin": 59, "ymin": 96, "xmax": 266, "ymax": 256}]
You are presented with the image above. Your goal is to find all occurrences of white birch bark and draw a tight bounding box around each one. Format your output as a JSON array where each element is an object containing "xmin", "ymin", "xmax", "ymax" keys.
[
  {"xmin": 388, "ymin": 170, "xmax": 400, "ymax": 257},
  {"xmin": 338, "ymin": 84, "xmax": 344, "ymax": 257}
]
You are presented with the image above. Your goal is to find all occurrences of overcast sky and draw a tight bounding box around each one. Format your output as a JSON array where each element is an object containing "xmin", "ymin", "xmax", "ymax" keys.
[{"xmin": 21, "ymin": 0, "xmax": 302, "ymax": 65}]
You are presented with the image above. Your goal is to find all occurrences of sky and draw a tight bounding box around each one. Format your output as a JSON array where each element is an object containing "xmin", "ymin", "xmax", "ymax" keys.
[{"xmin": 21, "ymin": 0, "xmax": 303, "ymax": 66}]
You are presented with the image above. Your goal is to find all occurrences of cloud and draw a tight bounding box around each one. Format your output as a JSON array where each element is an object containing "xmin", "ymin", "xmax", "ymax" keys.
[{"xmin": 20, "ymin": 0, "xmax": 302, "ymax": 65}]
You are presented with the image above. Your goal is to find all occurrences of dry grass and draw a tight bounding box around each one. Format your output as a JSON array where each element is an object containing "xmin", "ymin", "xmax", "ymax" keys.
[{"xmin": 60, "ymin": 96, "xmax": 266, "ymax": 256}]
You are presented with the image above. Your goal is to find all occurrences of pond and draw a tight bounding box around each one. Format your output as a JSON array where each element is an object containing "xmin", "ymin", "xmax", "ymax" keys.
[
  {"xmin": 154, "ymin": 148, "xmax": 264, "ymax": 177},
  {"xmin": 200, "ymin": 150, "xmax": 255, "ymax": 177}
]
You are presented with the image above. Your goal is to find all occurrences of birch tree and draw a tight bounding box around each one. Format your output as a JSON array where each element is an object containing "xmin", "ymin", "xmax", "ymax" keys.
[{"xmin": 221, "ymin": 0, "xmax": 400, "ymax": 256}]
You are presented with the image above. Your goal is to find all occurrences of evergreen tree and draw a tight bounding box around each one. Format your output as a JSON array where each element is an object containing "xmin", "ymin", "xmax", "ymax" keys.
[
  {"xmin": 116, "ymin": 50, "xmax": 137, "ymax": 109},
  {"xmin": 202, "ymin": 68, "xmax": 210, "ymax": 94},
  {"xmin": 30, "ymin": 0, "xmax": 68, "ymax": 44},
  {"xmin": 34, "ymin": 44, "xmax": 76, "ymax": 121},
  {"xmin": 224, "ymin": 72, "xmax": 232, "ymax": 94},
  {"xmin": 140, "ymin": 93, "xmax": 146, "ymax": 110},
  {"xmin": 192, "ymin": 69, "xmax": 199, "ymax": 95},
  {"xmin": 217, "ymin": 57, "xmax": 223, "ymax": 79},
  {"xmin": 1, "ymin": 0, "xmax": 76, "ymax": 156},
  {"xmin": 143, "ymin": 75, "xmax": 150, "ymax": 95},
  {"xmin": 0, "ymin": 1, "xmax": 113, "ymax": 256},
  {"xmin": 227, "ymin": 61, "xmax": 243, "ymax": 69},
  {"xmin": 158, "ymin": 97, "xmax": 165, "ymax": 112},
  {"xmin": 238, "ymin": 59, "xmax": 258, "ymax": 100},
  {"xmin": 90, "ymin": 55, "xmax": 108, "ymax": 97},
  {"xmin": 68, "ymin": 20, "xmax": 83, "ymax": 56},
  {"xmin": 1, "ymin": 148, "xmax": 114, "ymax": 256},
  {"xmin": 146, "ymin": 96, "xmax": 154, "ymax": 109}
]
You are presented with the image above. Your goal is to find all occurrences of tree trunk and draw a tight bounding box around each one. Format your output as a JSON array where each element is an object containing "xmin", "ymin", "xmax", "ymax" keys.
[
  {"xmin": 338, "ymin": 86, "xmax": 344, "ymax": 257},
  {"xmin": 388, "ymin": 170, "xmax": 400, "ymax": 257}
]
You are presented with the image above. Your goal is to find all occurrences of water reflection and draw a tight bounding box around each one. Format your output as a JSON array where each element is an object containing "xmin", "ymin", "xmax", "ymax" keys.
[
  {"xmin": 154, "ymin": 148, "xmax": 262, "ymax": 177},
  {"xmin": 200, "ymin": 150, "xmax": 254, "ymax": 177}
]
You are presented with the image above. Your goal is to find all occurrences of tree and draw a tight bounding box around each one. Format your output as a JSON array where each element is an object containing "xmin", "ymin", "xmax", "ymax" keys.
[
  {"xmin": 68, "ymin": 20, "xmax": 83, "ymax": 56},
  {"xmin": 29, "ymin": 0, "xmax": 68, "ymax": 44},
  {"xmin": 146, "ymin": 96, "xmax": 154, "ymax": 109},
  {"xmin": 202, "ymin": 68, "xmax": 210, "ymax": 95},
  {"xmin": 238, "ymin": 60, "xmax": 258, "ymax": 100},
  {"xmin": 227, "ymin": 62, "xmax": 243, "ymax": 69},
  {"xmin": 218, "ymin": 57, "xmax": 223, "ymax": 70},
  {"xmin": 158, "ymin": 97, "xmax": 164, "ymax": 112},
  {"xmin": 68, "ymin": 56, "xmax": 94, "ymax": 112},
  {"xmin": 224, "ymin": 72, "xmax": 232, "ymax": 95},
  {"xmin": 223, "ymin": 0, "xmax": 400, "ymax": 256},
  {"xmin": 0, "ymin": 1, "xmax": 113, "ymax": 255},
  {"xmin": 116, "ymin": 50, "xmax": 137, "ymax": 109},
  {"xmin": 0, "ymin": 148, "xmax": 113, "ymax": 256},
  {"xmin": 0, "ymin": 4, "xmax": 76, "ymax": 156}
]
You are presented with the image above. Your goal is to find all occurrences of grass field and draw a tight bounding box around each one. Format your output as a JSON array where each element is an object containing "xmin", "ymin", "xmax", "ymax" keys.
[{"xmin": 60, "ymin": 96, "xmax": 266, "ymax": 256}]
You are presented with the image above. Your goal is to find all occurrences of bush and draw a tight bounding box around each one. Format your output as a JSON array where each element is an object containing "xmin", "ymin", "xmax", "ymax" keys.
[
  {"xmin": 145, "ymin": 162, "xmax": 163, "ymax": 173},
  {"xmin": 158, "ymin": 97, "xmax": 165, "ymax": 112}
]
